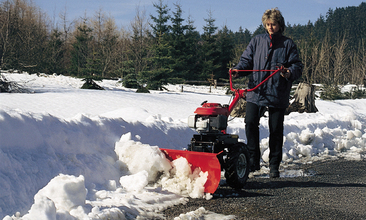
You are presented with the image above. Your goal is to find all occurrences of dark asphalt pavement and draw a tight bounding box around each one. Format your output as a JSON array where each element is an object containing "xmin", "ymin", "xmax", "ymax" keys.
[{"xmin": 163, "ymin": 158, "xmax": 366, "ymax": 220}]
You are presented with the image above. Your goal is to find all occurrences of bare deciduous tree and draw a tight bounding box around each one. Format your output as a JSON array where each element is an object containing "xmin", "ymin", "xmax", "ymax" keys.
[
  {"xmin": 332, "ymin": 34, "xmax": 349, "ymax": 85},
  {"xmin": 315, "ymin": 32, "xmax": 332, "ymax": 85},
  {"xmin": 91, "ymin": 9, "xmax": 120, "ymax": 77},
  {"xmin": 129, "ymin": 6, "xmax": 151, "ymax": 78},
  {"xmin": 0, "ymin": 0, "xmax": 49, "ymax": 72},
  {"xmin": 350, "ymin": 40, "xmax": 366, "ymax": 85}
]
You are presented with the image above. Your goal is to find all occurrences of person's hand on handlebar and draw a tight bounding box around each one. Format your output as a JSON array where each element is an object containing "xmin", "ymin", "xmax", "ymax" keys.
[
  {"xmin": 280, "ymin": 68, "xmax": 291, "ymax": 79},
  {"xmin": 230, "ymin": 69, "xmax": 240, "ymax": 78}
]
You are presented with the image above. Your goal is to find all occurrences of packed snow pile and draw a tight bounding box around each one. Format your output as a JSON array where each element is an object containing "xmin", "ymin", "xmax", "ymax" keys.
[
  {"xmin": 115, "ymin": 132, "xmax": 209, "ymax": 198},
  {"xmin": 0, "ymin": 72, "xmax": 365, "ymax": 219}
]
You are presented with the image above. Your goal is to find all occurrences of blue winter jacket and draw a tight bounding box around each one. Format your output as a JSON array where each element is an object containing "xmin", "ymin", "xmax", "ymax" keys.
[{"xmin": 234, "ymin": 32, "xmax": 303, "ymax": 108}]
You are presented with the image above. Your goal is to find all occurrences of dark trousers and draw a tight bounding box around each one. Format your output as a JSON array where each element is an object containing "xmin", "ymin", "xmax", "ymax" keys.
[{"xmin": 245, "ymin": 102, "xmax": 285, "ymax": 169}]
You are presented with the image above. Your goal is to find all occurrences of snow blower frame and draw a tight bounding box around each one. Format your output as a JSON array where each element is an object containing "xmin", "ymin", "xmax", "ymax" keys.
[{"xmin": 161, "ymin": 67, "xmax": 284, "ymax": 193}]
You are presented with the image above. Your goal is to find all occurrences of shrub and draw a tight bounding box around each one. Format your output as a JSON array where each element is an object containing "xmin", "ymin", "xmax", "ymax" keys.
[
  {"xmin": 320, "ymin": 85, "xmax": 366, "ymax": 100},
  {"xmin": 122, "ymin": 74, "xmax": 139, "ymax": 89},
  {"xmin": 81, "ymin": 78, "xmax": 104, "ymax": 90}
]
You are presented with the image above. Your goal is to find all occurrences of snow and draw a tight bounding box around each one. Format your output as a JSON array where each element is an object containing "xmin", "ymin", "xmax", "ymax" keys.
[{"xmin": 0, "ymin": 72, "xmax": 365, "ymax": 219}]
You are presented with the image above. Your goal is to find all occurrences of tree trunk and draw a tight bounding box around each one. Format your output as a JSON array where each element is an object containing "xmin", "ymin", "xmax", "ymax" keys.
[
  {"xmin": 230, "ymin": 98, "xmax": 247, "ymax": 118},
  {"xmin": 286, "ymin": 82, "xmax": 318, "ymax": 115}
]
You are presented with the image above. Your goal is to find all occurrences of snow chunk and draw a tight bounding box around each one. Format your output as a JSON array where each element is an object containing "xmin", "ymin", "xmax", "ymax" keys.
[
  {"xmin": 161, "ymin": 157, "xmax": 208, "ymax": 199},
  {"xmin": 34, "ymin": 174, "xmax": 87, "ymax": 212},
  {"xmin": 120, "ymin": 170, "xmax": 149, "ymax": 192},
  {"xmin": 115, "ymin": 132, "xmax": 172, "ymax": 182},
  {"xmin": 22, "ymin": 197, "xmax": 57, "ymax": 220},
  {"xmin": 174, "ymin": 207, "xmax": 236, "ymax": 220},
  {"xmin": 21, "ymin": 174, "xmax": 87, "ymax": 220}
]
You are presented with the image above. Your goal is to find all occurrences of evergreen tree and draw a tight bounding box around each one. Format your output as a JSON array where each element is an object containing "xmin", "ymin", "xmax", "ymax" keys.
[
  {"xmin": 70, "ymin": 20, "xmax": 93, "ymax": 77},
  {"xmin": 234, "ymin": 26, "xmax": 252, "ymax": 45},
  {"xmin": 313, "ymin": 15, "xmax": 327, "ymax": 40},
  {"xmin": 169, "ymin": 3, "xmax": 188, "ymax": 80},
  {"xmin": 182, "ymin": 16, "xmax": 200, "ymax": 80},
  {"xmin": 150, "ymin": 0, "xmax": 170, "ymax": 37},
  {"xmin": 142, "ymin": 33, "xmax": 173, "ymax": 90},
  {"xmin": 199, "ymin": 10, "xmax": 220, "ymax": 81},
  {"xmin": 216, "ymin": 25, "xmax": 235, "ymax": 80},
  {"xmin": 232, "ymin": 27, "xmax": 252, "ymax": 67},
  {"xmin": 44, "ymin": 29, "xmax": 65, "ymax": 74},
  {"xmin": 144, "ymin": 0, "xmax": 173, "ymax": 90},
  {"xmin": 252, "ymin": 24, "xmax": 265, "ymax": 36}
]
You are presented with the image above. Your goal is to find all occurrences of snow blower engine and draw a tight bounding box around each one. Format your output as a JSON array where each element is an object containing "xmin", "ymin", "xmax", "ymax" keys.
[{"xmin": 187, "ymin": 101, "xmax": 238, "ymax": 152}]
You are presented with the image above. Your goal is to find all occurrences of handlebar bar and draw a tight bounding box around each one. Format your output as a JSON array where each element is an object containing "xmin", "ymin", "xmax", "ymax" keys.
[
  {"xmin": 227, "ymin": 67, "xmax": 284, "ymax": 114},
  {"xmin": 229, "ymin": 67, "xmax": 284, "ymax": 92}
]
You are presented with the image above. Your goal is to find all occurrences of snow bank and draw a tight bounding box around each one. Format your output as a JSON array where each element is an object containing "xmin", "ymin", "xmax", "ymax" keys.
[
  {"xmin": 0, "ymin": 108, "xmax": 195, "ymax": 219},
  {"xmin": 0, "ymin": 109, "xmax": 208, "ymax": 219}
]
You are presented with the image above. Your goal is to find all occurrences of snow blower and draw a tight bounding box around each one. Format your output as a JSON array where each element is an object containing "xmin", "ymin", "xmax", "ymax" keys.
[{"xmin": 161, "ymin": 67, "xmax": 284, "ymax": 193}]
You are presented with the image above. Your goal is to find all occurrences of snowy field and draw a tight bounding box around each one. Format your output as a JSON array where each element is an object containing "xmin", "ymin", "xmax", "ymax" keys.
[{"xmin": 0, "ymin": 72, "xmax": 365, "ymax": 219}]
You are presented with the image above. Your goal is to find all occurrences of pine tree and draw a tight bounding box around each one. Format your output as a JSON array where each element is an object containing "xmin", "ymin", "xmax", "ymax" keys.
[
  {"xmin": 44, "ymin": 29, "xmax": 65, "ymax": 74},
  {"xmin": 252, "ymin": 24, "xmax": 265, "ymax": 36},
  {"xmin": 142, "ymin": 33, "xmax": 173, "ymax": 90},
  {"xmin": 216, "ymin": 25, "xmax": 235, "ymax": 80},
  {"xmin": 144, "ymin": 0, "xmax": 173, "ymax": 90},
  {"xmin": 199, "ymin": 10, "xmax": 220, "ymax": 81},
  {"xmin": 150, "ymin": 0, "xmax": 170, "ymax": 37},
  {"xmin": 70, "ymin": 19, "xmax": 93, "ymax": 77},
  {"xmin": 169, "ymin": 3, "xmax": 188, "ymax": 80},
  {"xmin": 182, "ymin": 16, "xmax": 200, "ymax": 80}
]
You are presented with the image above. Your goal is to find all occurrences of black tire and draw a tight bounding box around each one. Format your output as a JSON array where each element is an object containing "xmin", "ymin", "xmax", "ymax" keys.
[{"xmin": 224, "ymin": 142, "xmax": 250, "ymax": 189}]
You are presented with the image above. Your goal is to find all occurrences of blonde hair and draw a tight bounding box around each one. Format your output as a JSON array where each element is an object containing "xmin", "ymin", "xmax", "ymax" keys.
[{"xmin": 262, "ymin": 8, "xmax": 285, "ymax": 34}]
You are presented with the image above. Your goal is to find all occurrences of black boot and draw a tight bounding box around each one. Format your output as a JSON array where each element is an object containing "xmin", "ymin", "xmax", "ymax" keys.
[
  {"xmin": 249, "ymin": 158, "xmax": 260, "ymax": 172},
  {"xmin": 269, "ymin": 166, "xmax": 279, "ymax": 178}
]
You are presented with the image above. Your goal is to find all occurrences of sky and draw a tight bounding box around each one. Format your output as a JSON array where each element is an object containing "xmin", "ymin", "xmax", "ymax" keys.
[{"xmin": 31, "ymin": 0, "xmax": 366, "ymax": 33}]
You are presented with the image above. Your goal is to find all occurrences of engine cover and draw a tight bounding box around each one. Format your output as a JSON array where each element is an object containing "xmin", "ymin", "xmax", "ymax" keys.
[{"xmin": 194, "ymin": 103, "xmax": 229, "ymax": 116}]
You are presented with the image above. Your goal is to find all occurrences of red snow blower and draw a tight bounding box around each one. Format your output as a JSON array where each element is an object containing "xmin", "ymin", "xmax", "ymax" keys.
[{"xmin": 161, "ymin": 67, "xmax": 284, "ymax": 193}]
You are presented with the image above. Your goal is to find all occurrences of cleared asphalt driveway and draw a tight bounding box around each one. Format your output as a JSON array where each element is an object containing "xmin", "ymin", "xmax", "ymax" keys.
[{"xmin": 163, "ymin": 158, "xmax": 366, "ymax": 219}]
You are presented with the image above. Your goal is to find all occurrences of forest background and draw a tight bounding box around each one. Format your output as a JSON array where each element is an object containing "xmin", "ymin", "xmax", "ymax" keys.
[{"xmin": 0, "ymin": 0, "xmax": 365, "ymax": 90}]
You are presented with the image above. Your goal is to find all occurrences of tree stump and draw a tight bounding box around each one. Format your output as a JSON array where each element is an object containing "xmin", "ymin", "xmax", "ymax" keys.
[
  {"xmin": 230, "ymin": 98, "xmax": 247, "ymax": 118},
  {"xmin": 285, "ymin": 82, "xmax": 318, "ymax": 115}
]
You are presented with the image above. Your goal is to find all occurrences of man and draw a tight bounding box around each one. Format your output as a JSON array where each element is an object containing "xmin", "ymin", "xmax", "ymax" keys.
[{"xmin": 232, "ymin": 8, "xmax": 303, "ymax": 178}]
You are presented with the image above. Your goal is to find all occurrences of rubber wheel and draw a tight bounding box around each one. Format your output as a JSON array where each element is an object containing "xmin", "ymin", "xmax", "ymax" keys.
[{"xmin": 224, "ymin": 142, "xmax": 250, "ymax": 189}]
